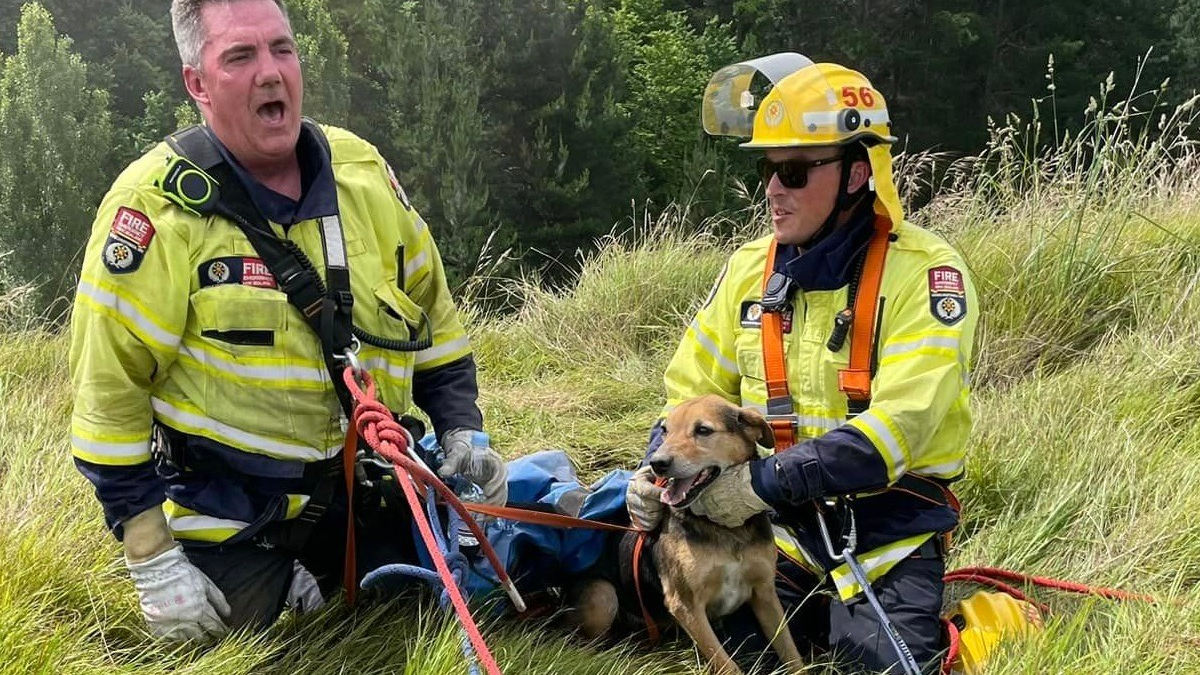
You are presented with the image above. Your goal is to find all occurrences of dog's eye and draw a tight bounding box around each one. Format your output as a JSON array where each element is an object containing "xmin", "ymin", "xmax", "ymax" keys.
[{"xmin": 694, "ymin": 424, "xmax": 714, "ymax": 437}]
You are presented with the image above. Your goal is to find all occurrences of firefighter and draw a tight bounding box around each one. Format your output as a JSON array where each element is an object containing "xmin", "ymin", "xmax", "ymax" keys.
[
  {"xmin": 70, "ymin": 0, "xmax": 505, "ymax": 642},
  {"xmin": 627, "ymin": 53, "xmax": 978, "ymax": 673}
]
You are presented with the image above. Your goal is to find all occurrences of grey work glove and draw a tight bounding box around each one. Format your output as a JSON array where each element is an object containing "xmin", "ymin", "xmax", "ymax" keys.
[
  {"xmin": 125, "ymin": 546, "xmax": 232, "ymax": 642},
  {"xmin": 688, "ymin": 462, "xmax": 771, "ymax": 528},
  {"xmin": 626, "ymin": 465, "xmax": 666, "ymax": 531},
  {"xmin": 122, "ymin": 507, "xmax": 231, "ymax": 642},
  {"xmin": 438, "ymin": 428, "xmax": 508, "ymax": 506},
  {"xmin": 285, "ymin": 560, "xmax": 325, "ymax": 614}
]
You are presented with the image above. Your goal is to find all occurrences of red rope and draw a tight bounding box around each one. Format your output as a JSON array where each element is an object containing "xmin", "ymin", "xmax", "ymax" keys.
[
  {"xmin": 940, "ymin": 618, "xmax": 959, "ymax": 675},
  {"xmin": 342, "ymin": 368, "xmax": 505, "ymax": 675},
  {"xmin": 946, "ymin": 566, "xmax": 1155, "ymax": 603}
]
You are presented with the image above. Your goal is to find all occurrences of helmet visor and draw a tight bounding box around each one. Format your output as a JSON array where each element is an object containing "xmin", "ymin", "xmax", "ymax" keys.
[{"xmin": 702, "ymin": 52, "xmax": 816, "ymax": 138}]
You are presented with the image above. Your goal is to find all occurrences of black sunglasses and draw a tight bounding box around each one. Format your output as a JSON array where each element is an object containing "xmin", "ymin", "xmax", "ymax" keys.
[{"xmin": 757, "ymin": 154, "xmax": 845, "ymax": 189}]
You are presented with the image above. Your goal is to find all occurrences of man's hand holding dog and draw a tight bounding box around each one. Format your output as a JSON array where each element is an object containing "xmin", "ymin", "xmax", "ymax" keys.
[
  {"xmin": 689, "ymin": 463, "xmax": 771, "ymax": 528},
  {"xmin": 626, "ymin": 466, "xmax": 666, "ymax": 530}
]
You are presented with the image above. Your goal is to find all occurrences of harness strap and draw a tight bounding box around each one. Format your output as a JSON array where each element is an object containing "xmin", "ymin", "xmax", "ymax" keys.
[
  {"xmin": 341, "ymin": 419, "xmax": 359, "ymax": 604},
  {"xmin": 461, "ymin": 503, "xmax": 635, "ymax": 533},
  {"xmin": 163, "ymin": 122, "xmax": 358, "ymax": 419},
  {"xmin": 162, "ymin": 123, "xmax": 363, "ymax": 561},
  {"xmin": 838, "ymin": 215, "xmax": 892, "ymax": 413},
  {"xmin": 760, "ymin": 242, "xmax": 796, "ymax": 451},
  {"xmin": 632, "ymin": 532, "xmax": 661, "ymax": 644}
]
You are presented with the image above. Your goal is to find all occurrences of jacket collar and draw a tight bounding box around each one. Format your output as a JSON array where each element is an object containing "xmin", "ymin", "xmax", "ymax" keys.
[
  {"xmin": 774, "ymin": 200, "xmax": 876, "ymax": 292},
  {"xmin": 206, "ymin": 124, "xmax": 339, "ymax": 226}
]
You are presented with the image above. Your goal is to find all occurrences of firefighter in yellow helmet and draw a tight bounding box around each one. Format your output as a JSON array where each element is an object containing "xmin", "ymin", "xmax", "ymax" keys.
[
  {"xmin": 70, "ymin": 0, "xmax": 506, "ymax": 643},
  {"xmin": 626, "ymin": 54, "xmax": 978, "ymax": 673}
]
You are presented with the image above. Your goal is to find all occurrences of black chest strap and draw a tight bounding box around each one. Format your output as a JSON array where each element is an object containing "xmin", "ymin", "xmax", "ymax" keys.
[{"xmin": 161, "ymin": 121, "xmax": 359, "ymax": 417}]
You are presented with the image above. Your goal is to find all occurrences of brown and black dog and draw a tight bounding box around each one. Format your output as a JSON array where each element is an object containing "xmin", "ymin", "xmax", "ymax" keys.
[{"xmin": 571, "ymin": 395, "xmax": 804, "ymax": 675}]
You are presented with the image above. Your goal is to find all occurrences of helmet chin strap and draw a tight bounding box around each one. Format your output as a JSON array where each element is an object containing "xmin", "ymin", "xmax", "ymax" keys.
[{"xmin": 798, "ymin": 156, "xmax": 867, "ymax": 250}]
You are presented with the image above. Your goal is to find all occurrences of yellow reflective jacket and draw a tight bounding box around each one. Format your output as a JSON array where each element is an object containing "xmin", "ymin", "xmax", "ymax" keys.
[
  {"xmin": 70, "ymin": 124, "xmax": 473, "ymax": 543},
  {"xmin": 660, "ymin": 215, "xmax": 977, "ymax": 599}
]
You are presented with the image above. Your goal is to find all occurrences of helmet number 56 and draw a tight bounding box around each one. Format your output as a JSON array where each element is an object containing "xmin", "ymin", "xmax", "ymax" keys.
[{"xmin": 841, "ymin": 86, "xmax": 875, "ymax": 107}]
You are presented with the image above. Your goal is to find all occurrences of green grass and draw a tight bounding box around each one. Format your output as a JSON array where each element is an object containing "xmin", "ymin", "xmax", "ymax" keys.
[{"xmin": 4, "ymin": 89, "xmax": 1200, "ymax": 674}]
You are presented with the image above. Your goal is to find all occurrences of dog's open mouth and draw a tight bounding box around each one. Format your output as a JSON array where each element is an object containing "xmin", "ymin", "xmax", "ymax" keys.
[{"xmin": 660, "ymin": 467, "xmax": 721, "ymax": 508}]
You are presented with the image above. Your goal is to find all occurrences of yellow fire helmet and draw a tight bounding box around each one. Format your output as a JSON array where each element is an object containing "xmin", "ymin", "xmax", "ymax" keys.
[
  {"xmin": 949, "ymin": 590, "xmax": 1044, "ymax": 675},
  {"xmin": 701, "ymin": 52, "xmax": 904, "ymax": 227}
]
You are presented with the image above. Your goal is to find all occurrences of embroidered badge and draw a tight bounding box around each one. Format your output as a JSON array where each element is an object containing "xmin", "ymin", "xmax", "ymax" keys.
[
  {"xmin": 928, "ymin": 265, "xmax": 967, "ymax": 325},
  {"xmin": 102, "ymin": 207, "xmax": 155, "ymax": 274},
  {"xmin": 198, "ymin": 257, "xmax": 278, "ymax": 289},
  {"xmin": 740, "ymin": 301, "xmax": 793, "ymax": 332}
]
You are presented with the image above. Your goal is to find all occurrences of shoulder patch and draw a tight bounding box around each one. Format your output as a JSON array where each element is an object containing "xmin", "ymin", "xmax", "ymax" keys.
[
  {"xmin": 928, "ymin": 265, "xmax": 967, "ymax": 325},
  {"xmin": 384, "ymin": 161, "xmax": 412, "ymax": 211},
  {"xmin": 102, "ymin": 207, "xmax": 155, "ymax": 274}
]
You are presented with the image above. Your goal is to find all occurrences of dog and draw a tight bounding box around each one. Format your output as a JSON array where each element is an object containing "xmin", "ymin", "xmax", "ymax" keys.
[{"xmin": 570, "ymin": 395, "xmax": 804, "ymax": 675}]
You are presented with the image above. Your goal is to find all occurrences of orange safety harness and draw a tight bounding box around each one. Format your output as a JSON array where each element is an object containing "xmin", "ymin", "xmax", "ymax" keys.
[{"xmin": 760, "ymin": 214, "xmax": 892, "ymax": 449}]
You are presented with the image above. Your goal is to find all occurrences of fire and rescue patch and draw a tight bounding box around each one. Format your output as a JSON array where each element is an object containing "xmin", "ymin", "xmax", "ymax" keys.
[
  {"xmin": 928, "ymin": 265, "xmax": 967, "ymax": 325},
  {"xmin": 102, "ymin": 207, "xmax": 155, "ymax": 274},
  {"xmin": 384, "ymin": 161, "xmax": 412, "ymax": 211},
  {"xmin": 198, "ymin": 257, "xmax": 278, "ymax": 289},
  {"xmin": 740, "ymin": 301, "xmax": 793, "ymax": 332}
]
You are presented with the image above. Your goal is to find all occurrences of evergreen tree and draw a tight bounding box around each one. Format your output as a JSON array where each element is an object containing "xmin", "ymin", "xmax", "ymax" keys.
[
  {"xmin": 0, "ymin": 3, "xmax": 113, "ymax": 314},
  {"xmin": 289, "ymin": 0, "xmax": 352, "ymax": 126}
]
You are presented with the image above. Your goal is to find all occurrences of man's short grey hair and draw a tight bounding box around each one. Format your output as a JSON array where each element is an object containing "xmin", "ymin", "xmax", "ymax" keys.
[{"xmin": 170, "ymin": 0, "xmax": 291, "ymax": 68}]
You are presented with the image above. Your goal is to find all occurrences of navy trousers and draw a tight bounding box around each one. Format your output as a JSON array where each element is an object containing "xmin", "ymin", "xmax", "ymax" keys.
[{"xmin": 717, "ymin": 556, "xmax": 946, "ymax": 674}]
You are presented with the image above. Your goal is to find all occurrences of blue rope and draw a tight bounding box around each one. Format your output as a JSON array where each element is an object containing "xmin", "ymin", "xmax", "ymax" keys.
[{"xmin": 359, "ymin": 481, "xmax": 480, "ymax": 675}]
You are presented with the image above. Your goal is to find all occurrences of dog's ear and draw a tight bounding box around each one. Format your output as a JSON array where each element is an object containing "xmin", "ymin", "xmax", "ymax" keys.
[{"xmin": 737, "ymin": 407, "xmax": 774, "ymax": 449}]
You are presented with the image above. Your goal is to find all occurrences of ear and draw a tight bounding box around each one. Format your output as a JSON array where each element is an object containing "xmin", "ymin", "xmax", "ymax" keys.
[
  {"xmin": 847, "ymin": 159, "xmax": 872, "ymax": 193},
  {"xmin": 182, "ymin": 64, "xmax": 210, "ymax": 108},
  {"xmin": 737, "ymin": 407, "xmax": 774, "ymax": 450}
]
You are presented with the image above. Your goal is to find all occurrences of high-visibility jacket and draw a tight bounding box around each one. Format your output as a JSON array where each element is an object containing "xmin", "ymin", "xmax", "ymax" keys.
[
  {"xmin": 70, "ymin": 124, "xmax": 474, "ymax": 544},
  {"xmin": 659, "ymin": 209, "xmax": 977, "ymax": 599}
]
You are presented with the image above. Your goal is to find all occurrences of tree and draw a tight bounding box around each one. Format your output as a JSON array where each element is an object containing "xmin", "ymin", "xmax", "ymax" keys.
[
  {"xmin": 289, "ymin": 0, "xmax": 353, "ymax": 126},
  {"xmin": 0, "ymin": 3, "xmax": 113, "ymax": 314}
]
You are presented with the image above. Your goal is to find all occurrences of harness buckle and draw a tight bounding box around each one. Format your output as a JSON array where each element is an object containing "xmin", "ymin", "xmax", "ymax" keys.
[{"xmin": 763, "ymin": 413, "xmax": 799, "ymax": 428}]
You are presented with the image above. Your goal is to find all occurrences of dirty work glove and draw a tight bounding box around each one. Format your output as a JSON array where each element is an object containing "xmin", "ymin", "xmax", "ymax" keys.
[
  {"xmin": 626, "ymin": 466, "xmax": 666, "ymax": 531},
  {"xmin": 439, "ymin": 428, "xmax": 508, "ymax": 506},
  {"xmin": 122, "ymin": 507, "xmax": 231, "ymax": 642},
  {"xmin": 688, "ymin": 462, "xmax": 771, "ymax": 528}
]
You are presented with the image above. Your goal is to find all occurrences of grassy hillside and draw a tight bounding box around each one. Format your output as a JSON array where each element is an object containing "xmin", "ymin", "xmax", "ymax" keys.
[{"xmin": 3, "ymin": 98, "xmax": 1200, "ymax": 674}]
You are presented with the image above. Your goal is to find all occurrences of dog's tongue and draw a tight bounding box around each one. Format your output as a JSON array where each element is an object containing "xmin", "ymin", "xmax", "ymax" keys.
[{"xmin": 661, "ymin": 474, "xmax": 700, "ymax": 506}]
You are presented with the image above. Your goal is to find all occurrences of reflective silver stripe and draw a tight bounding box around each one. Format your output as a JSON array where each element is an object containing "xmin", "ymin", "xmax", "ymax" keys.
[
  {"xmin": 855, "ymin": 410, "xmax": 907, "ymax": 474},
  {"xmin": 363, "ymin": 355, "xmax": 415, "ymax": 381},
  {"xmin": 78, "ymin": 281, "xmax": 180, "ymax": 350},
  {"xmin": 740, "ymin": 402, "xmax": 842, "ymax": 430},
  {"xmin": 831, "ymin": 538, "xmax": 925, "ymax": 599},
  {"xmin": 414, "ymin": 335, "xmax": 471, "ymax": 366},
  {"xmin": 881, "ymin": 335, "xmax": 960, "ymax": 359},
  {"xmin": 167, "ymin": 514, "xmax": 250, "ymax": 533},
  {"xmin": 320, "ymin": 215, "xmax": 346, "ymax": 269},
  {"xmin": 405, "ymin": 250, "xmax": 428, "ymax": 281},
  {"xmin": 918, "ymin": 459, "xmax": 965, "ymax": 477},
  {"xmin": 803, "ymin": 108, "xmax": 891, "ymax": 130},
  {"xmin": 180, "ymin": 344, "xmax": 326, "ymax": 382},
  {"xmin": 151, "ymin": 397, "xmax": 340, "ymax": 461},
  {"xmin": 71, "ymin": 435, "xmax": 150, "ymax": 459},
  {"xmin": 690, "ymin": 318, "xmax": 739, "ymax": 376}
]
